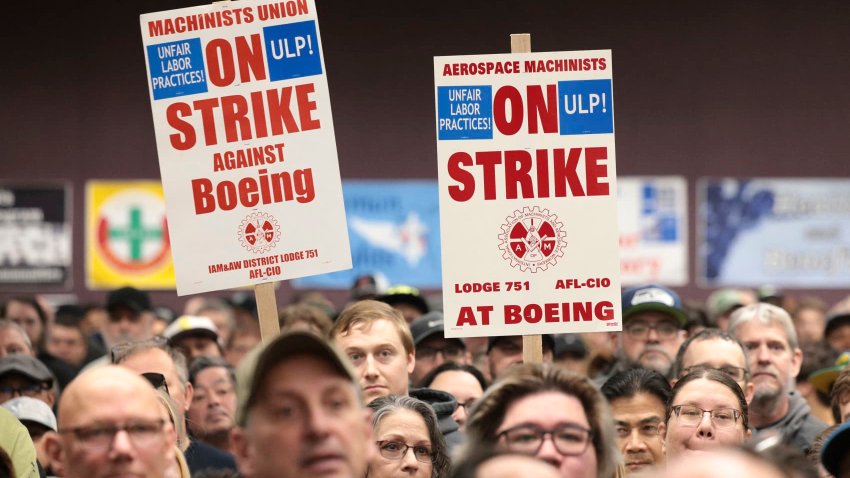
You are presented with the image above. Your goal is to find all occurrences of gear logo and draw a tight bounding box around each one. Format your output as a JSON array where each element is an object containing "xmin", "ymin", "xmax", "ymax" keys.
[
  {"xmin": 499, "ymin": 206, "xmax": 566, "ymax": 272},
  {"xmin": 238, "ymin": 212, "xmax": 281, "ymax": 254}
]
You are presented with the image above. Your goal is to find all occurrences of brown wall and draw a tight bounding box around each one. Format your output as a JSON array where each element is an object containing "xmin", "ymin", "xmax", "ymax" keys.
[{"xmin": 1, "ymin": 0, "xmax": 848, "ymax": 310}]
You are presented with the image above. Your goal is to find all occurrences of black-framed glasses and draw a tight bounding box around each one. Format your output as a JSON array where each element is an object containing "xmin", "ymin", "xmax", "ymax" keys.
[
  {"xmin": 671, "ymin": 405, "xmax": 741, "ymax": 428},
  {"xmin": 456, "ymin": 399, "xmax": 476, "ymax": 413},
  {"xmin": 623, "ymin": 321, "xmax": 679, "ymax": 340},
  {"xmin": 58, "ymin": 419, "xmax": 167, "ymax": 451},
  {"xmin": 497, "ymin": 423, "xmax": 593, "ymax": 456},
  {"xmin": 680, "ymin": 365, "xmax": 748, "ymax": 382},
  {"xmin": 0, "ymin": 382, "xmax": 50, "ymax": 399},
  {"xmin": 417, "ymin": 344, "xmax": 465, "ymax": 361},
  {"xmin": 376, "ymin": 440, "xmax": 433, "ymax": 463},
  {"xmin": 110, "ymin": 336, "xmax": 169, "ymax": 364}
]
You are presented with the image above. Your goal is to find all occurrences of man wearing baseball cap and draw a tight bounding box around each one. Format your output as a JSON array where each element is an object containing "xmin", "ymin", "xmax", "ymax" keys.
[
  {"xmin": 231, "ymin": 331, "xmax": 373, "ymax": 478},
  {"xmin": 487, "ymin": 334, "xmax": 555, "ymax": 380},
  {"xmin": 3, "ymin": 396, "xmax": 58, "ymax": 474},
  {"xmin": 163, "ymin": 315, "xmax": 223, "ymax": 363},
  {"xmin": 0, "ymin": 355, "xmax": 56, "ymax": 408},
  {"xmin": 408, "ymin": 311, "xmax": 470, "ymax": 385},
  {"xmin": 609, "ymin": 284, "xmax": 688, "ymax": 380},
  {"xmin": 104, "ymin": 286, "xmax": 156, "ymax": 350}
]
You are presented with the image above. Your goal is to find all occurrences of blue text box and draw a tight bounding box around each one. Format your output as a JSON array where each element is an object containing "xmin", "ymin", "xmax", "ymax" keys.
[
  {"xmin": 558, "ymin": 79, "xmax": 614, "ymax": 135},
  {"xmin": 263, "ymin": 20, "xmax": 323, "ymax": 81},
  {"xmin": 147, "ymin": 38, "xmax": 208, "ymax": 100},
  {"xmin": 437, "ymin": 86, "xmax": 493, "ymax": 140}
]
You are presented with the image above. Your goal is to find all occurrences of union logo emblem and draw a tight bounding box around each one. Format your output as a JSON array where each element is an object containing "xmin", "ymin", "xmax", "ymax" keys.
[
  {"xmin": 238, "ymin": 212, "xmax": 281, "ymax": 253},
  {"xmin": 498, "ymin": 206, "xmax": 566, "ymax": 273}
]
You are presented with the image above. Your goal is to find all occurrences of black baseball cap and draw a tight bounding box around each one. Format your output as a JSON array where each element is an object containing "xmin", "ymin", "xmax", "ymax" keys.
[{"xmin": 106, "ymin": 287, "xmax": 152, "ymax": 313}]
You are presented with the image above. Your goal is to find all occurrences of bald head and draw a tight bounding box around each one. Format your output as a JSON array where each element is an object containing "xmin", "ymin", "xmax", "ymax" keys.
[{"xmin": 46, "ymin": 366, "xmax": 176, "ymax": 478}]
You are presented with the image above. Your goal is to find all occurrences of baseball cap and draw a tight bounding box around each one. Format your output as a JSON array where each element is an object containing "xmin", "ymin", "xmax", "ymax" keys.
[
  {"xmin": 379, "ymin": 285, "xmax": 430, "ymax": 315},
  {"xmin": 705, "ymin": 288, "xmax": 756, "ymax": 320},
  {"xmin": 553, "ymin": 334, "xmax": 588, "ymax": 359},
  {"xmin": 2, "ymin": 396, "xmax": 57, "ymax": 431},
  {"xmin": 106, "ymin": 287, "xmax": 152, "ymax": 313},
  {"xmin": 235, "ymin": 331, "xmax": 357, "ymax": 426},
  {"xmin": 621, "ymin": 284, "xmax": 687, "ymax": 326},
  {"xmin": 826, "ymin": 295, "xmax": 850, "ymax": 338},
  {"xmin": 487, "ymin": 334, "xmax": 555, "ymax": 353},
  {"xmin": 0, "ymin": 355, "xmax": 54, "ymax": 384},
  {"xmin": 809, "ymin": 351, "xmax": 850, "ymax": 395},
  {"xmin": 163, "ymin": 315, "xmax": 220, "ymax": 343},
  {"xmin": 410, "ymin": 311, "xmax": 460, "ymax": 346},
  {"xmin": 821, "ymin": 421, "xmax": 850, "ymax": 476}
]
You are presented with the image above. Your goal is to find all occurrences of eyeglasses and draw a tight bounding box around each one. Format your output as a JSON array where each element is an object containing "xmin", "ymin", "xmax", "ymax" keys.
[
  {"xmin": 58, "ymin": 419, "xmax": 167, "ymax": 451},
  {"xmin": 680, "ymin": 365, "xmax": 748, "ymax": 382},
  {"xmin": 110, "ymin": 336, "xmax": 169, "ymax": 364},
  {"xmin": 671, "ymin": 405, "xmax": 741, "ymax": 428},
  {"xmin": 623, "ymin": 321, "xmax": 679, "ymax": 340},
  {"xmin": 0, "ymin": 382, "xmax": 50, "ymax": 399},
  {"xmin": 417, "ymin": 344, "xmax": 465, "ymax": 361},
  {"xmin": 376, "ymin": 440, "xmax": 433, "ymax": 463},
  {"xmin": 615, "ymin": 421, "xmax": 662, "ymax": 439},
  {"xmin": 497, "ymin": 423, "xmax": 593, "ymax": 456},
  {"xmin": 456, "ymin": 399, "xmax": 476, "ymax": 413},
  {"xmin": 140, "ymin": 372, "xmax": 170, "ymax": 395}
]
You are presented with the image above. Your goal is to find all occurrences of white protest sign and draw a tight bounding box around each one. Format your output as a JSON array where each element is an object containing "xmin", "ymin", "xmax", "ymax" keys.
[
  {"xmin": 435, "ymin": 50, "xmax": 622, "ymax": 338},
  {"xmin": 141, "ymin": 0, "xmax": 350, "ymax": 295}
]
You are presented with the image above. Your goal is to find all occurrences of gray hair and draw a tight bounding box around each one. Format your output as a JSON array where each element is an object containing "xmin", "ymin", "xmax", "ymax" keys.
[
  {"xmin": 671, "ymin": 328, "xmax": 751, "ymax": 378},
  {"xmin": 368, "ymin": 395, "xmax": 450, "ymax": 478},
  {"xmin": 113, "ymin": 338, "xmax": 189, "ymax": 390},
  {"xmin": 728, "ymin": 303, "xmax": 799, "ymax": 350},
  {"xmin": 0, "ymin": 320, "xmax": 32, "ymax": 351}
]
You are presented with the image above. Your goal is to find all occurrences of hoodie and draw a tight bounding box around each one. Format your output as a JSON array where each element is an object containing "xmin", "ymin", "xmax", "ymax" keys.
[
  {"xmin": 753, "ymin": 390, "xmax": 827, "ymax": 452},
  {"xmin": 409, "ymin": 387, "xmax": 465, "ymax": 452}
]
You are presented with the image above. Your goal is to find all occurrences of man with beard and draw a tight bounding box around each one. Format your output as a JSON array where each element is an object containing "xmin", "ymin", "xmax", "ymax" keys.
[
  {"xmin": 729, "ymin": 303, "xmax": 827, "ymax": 451},
  {"xmin": 599, "ymin": 285, "xmax": 687, "ymax": 384}
]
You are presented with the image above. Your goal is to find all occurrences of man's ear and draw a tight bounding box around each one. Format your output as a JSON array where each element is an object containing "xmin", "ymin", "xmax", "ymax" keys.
[
  {"xmin": 183, "ymin": 382, "xmax": 194, "ymax": 413},
  {"xmin": 790, "ymin": 347, "xmax": 803, "ymax": 379},
  {"xmin": 406, "ymin": 352, "xmax": 415, "ymax": 375},
  {"xmin": 231, "ymin": 426, "xmax": 254, "ymax": 478},
  {"xmin": 43, "ymin": 432, "xmax": 65, "ymax": 477},
  {"xmin": 744, "ymin": 381, "xmax": 755, "ymax": 404}
]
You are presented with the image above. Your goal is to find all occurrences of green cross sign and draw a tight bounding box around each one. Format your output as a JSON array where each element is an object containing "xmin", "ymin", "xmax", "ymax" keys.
[{"xmin": 108, "ymin": 207, "xmax": 163, "ymax": 261}]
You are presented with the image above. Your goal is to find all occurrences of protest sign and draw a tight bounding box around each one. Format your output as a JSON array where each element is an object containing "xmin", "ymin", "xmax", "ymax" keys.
[
  {"xmin": 0, "ymin": 183, "xmax": 71, "ymax": 288},
  {"xmin": 435, "ymin": 48, "xmax": 622, "ymax": 338},
  {"xmin": 141, "ymin": 0, "xmax": 350, "ymax": 296},
  {"xmin": 699, "ymin": 177, "xmax": 850, "ymax": 288}
]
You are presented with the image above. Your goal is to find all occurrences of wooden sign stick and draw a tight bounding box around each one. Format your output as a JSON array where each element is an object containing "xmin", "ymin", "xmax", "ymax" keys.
[
  {"xmin": 254, "ymin": 282, "xmax": 280, "ymax": 344},
  {"xmin": 510, "ymin": 33, "xmax": 544, "ymax": 365}
]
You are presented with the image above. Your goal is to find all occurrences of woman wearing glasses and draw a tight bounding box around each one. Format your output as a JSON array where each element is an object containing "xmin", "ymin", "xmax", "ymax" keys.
[
  {"xmin": 367, "ymin": 395, "xmax": 450, "ymax": 478},
  {"xmin": 664, "ymin": 367, "xmax": 751, "ymax": 458},
  {"xmin": 464, "ymin": 363, "xmax": 619, "ymax": 478}
]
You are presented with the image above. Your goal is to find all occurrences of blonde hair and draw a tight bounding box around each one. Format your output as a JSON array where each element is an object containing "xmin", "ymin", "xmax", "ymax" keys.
[{"xmin": 330, "ymin": 300, "xmax": 413, "ymax": 355}]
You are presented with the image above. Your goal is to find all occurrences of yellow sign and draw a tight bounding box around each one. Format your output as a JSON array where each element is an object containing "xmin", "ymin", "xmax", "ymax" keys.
[{"xmin": 86, "ymin": 181, "xmax": 175, "ymax": 289}]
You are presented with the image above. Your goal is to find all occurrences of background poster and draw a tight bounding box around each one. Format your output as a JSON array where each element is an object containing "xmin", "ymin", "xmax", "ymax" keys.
[
  {"xmin": 293, "ymin": 180, "xmax": 442, "ymax": 290},
  {"xmin": 618, "ymin": 176, "xmax": 687, "ymax": 286},
  {"xmin": 86, "ymin": 180, "xmax": 175, "ymax": 290},
  {"xmin": 699, "ymin": 177, "xmax": 850, "ymax": 288},
  {"xmin": 0, "ymin": 184, "xmax": 71, "ymax": 288}
]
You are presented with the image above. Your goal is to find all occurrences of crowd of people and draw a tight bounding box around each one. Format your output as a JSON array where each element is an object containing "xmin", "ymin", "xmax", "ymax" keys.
[{"xmin": 1, "ymin": 281, "xmax": 850, "ymax": 478}]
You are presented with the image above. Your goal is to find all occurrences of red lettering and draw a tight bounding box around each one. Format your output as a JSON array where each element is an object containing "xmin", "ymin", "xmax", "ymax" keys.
[
  {"xmin": 584, "ymin": 147, "xmax": 609, "ymax": 196},
  {"xmin": 191, "ymin": 178, "xmax": 215, "ymax": 214},
  {"xmin": 206, "ymin": 39, "xmax": 235, "ymax": 87},
  {"xmin": 554, "ymin": 148, "xmax": 585, "ymax": 197},
  {"xmin": 493, "ymin": 86, "xmax": 523, "ymax": 135},
  {"xmin": 527, "ymin": 85, "xmax": 558, "ymax": 134},
  {"xmin": 167, "ymin": 102, "xmax": 196, "ymax": 150},
  {"xmin": 504, "ymin": 150, "xmax": 533, "ymax": 199},
  {"xmin": 235, "ymin": 34, "xmax": 267, "ymax": 83},
  {"xmin": 475, "ymin": 151, "xmax": 502, "ymax": 200},
  {"xmin": 295, "ymin": 83, "xmax": 320, "ymax": 131},
  {"xmin": 447, "ymin": 152, "xmax": 474, "ymax": 201}
]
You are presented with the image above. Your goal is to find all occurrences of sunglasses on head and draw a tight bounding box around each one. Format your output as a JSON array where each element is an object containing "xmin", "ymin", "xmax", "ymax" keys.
[{"xmin": 140, "ymin": 372, "xmax": 170, "ymax": 395}]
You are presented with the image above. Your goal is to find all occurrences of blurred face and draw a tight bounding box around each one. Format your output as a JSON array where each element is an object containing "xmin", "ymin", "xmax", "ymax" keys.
[
  {"xmin": 0, "ymin": 373, "xmax": 54, "ymax": 407},
  {"xmin": 45, "ymin": 369, "xmax": 176, "ymax": 478},
  {"xmin": 476, "ymin": 454, "xmax": 561, "ymax": 478},
  {"xmin": 679, "ymin": 338, "xmax": 752, "ymax": 401},
  {"xmin": 120, "ymin": 348, "xmax": 191, "ymax": 414},
  {"xmin": 6, "ymin": 300, "xmax": 44, "ymax": 350},
  {"xmin": 393, "ymin": 304, "xmax": 423, "ymax": 325},
  {"xmin": 225, "ymin": 332, "xmax": 260, "ymax": 368},
  {"xmin": 411, "ymin": 336, "xmax": 468, "ymax": 385},
  {"xmin": 428, "ymin": 369, "xmax": 484, "ymax": 430},
  {"xmin": 200, "ymin": 309, "xmax": 233, "ymax": 344},
  {"xmin": 664, "ymin": 378, "xmax": 748, "ymax": 458},
  {"xmin": 794, "ymin": 307, "xmax": 826, "ymax": 345},
  {"xmin": 734, "ymin": 321, "xmax": 801, "ymax": 404},
  {"xmin": 827, "ymin": 323, "xmax": 850, "ymax": 352},
  {"xmin": 231, "ymin": 355, "xmax": 372, "ymax": 478},
  {"xmin": 618, "ymin": 312, "xmax": 684, "ymax": 378},
  {"xmin": 839, "ymin": 395, "xmax": 850, "ymax": 423},
  {"xmin": 334, "ymin": 319, "xmax": 414, "ymax": 404},
  {"xmin": 47, "ymin": 324, "xmax": 87, "ymax": 367},
  {"xmin": 104, "ymin": 306, "xmax": 154, "ymax": 348},
  {"xmin": 488, "ymin": 336, "xmax": 553, "ymax": 380},
  {"xmin": 0, "ymin": 327, "xmax": 32, "ymax": 357},
  {"xmin": 187, "ymin": 366, "xmax": 236, "ymax": 438},
  {"xmin": 610, "ymin": 392, "xmax": 665, "ymax": 474},
  {"xmin": 497, "ymin": 392, "xmax": 597, "ymax": 478},
  {"xmin": 173, "ymin": 335, "xmax": 221, "ymax": 362},
  {"xmin": 369, "ymin": 409, "xmax": 433, "ymax": 478}
]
